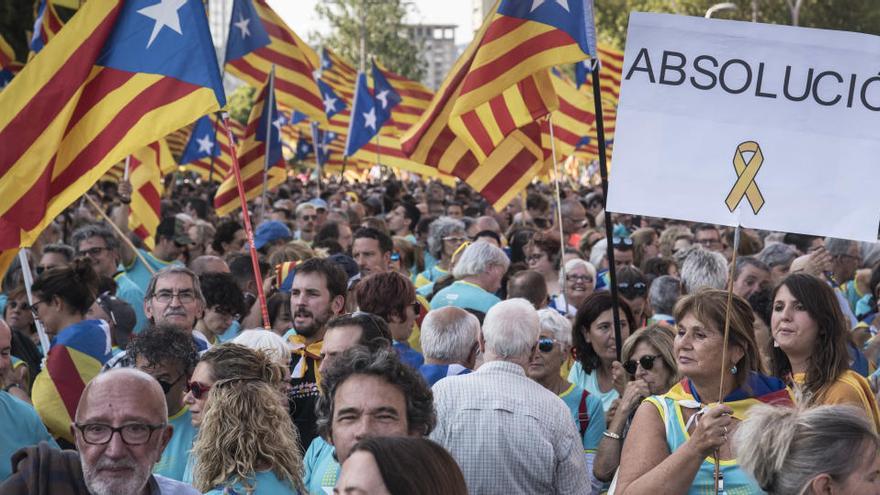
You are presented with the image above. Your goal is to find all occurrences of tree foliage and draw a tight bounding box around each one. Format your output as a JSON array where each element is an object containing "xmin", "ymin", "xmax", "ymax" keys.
[
  {"xmin": 596, "ymin": 0, "xmax": 880, "ymax": 49},
  {"xmin": 313, "ymin": 0, "xmax": 424, "ymax": 81},
  {"xmin": 227, "ymin": 84, "xmax": 255, "ymax": 126}
]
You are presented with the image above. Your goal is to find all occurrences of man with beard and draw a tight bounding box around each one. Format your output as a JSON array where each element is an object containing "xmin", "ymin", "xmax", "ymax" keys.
[
  {"xmin": 74, "ymin": 369, "xmax": 198, "ymax": 494},
  {"xmin": 286, "ymin": 258, "xmax": 347, "ymax": 447}
]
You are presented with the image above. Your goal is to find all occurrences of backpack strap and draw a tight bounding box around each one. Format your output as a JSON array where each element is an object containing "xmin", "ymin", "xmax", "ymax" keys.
[{"xmin": 577, "ymin": 389, "xmax": 590, "ymax": 438}]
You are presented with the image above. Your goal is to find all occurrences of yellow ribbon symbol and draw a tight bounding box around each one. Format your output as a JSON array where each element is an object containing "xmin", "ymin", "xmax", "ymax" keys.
[{"xmin": 725, "ymin": 141, "xmax": 765, "ymax": 214}]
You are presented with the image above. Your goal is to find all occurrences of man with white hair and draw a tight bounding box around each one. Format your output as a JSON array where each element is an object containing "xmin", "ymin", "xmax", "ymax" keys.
[
  {"xmin": 418, "ymin": 307, "xmax": 480, "ymax": 386},
  {"xmin": 528, "ymin": 309, "xmax": 605, "ymax": 490},
  {"xmin": 430, "ymin": 299, "xmax": 590, "ymax": 494},
  {"xmin": 429, "ymin": 241, "xmax": 510, "ymax": 313},
  {"xmin": 680, "ymin": 248, "xmax": 728, "ymax": 294}
]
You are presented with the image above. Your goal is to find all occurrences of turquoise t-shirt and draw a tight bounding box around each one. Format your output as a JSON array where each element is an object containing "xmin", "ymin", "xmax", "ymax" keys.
[
  {"xmin": 114, "ymin": 271, "xmax": 148, "ymax": 334},
  {"xmin": 124, "ymin": 249, "xmax": 181, "ymax": 293},
  {"xmin": 558, "ymin": 383, "xmax": 605, "ymax": 453},
  {"xmin": 218, "ymin": 320, "xmax": 241, "ymax": 343},
  {"xmin": 568, "ymin": 362, "xmax": 620, "ymax": 412},
  {"xmin": 302, "ymin": 437, "xmax": 338, "ymax": 495},
  {"xmin": 429, "ymin": 280, "xmax": 500, "ymax": 314},
  {"xmin": 645, "ymin": 395, "xmax": 763, "ymax": 495},
  {"xmin": 0, "ymin": 391, "xmax": 58, "ymax": 480},
  {"xmin": 204, "ymin": 470, "xmax": 299, "ymax": 494},
  {"xmin": 154, "ymin": 407, "xmax": 198, "ymax": 481}
]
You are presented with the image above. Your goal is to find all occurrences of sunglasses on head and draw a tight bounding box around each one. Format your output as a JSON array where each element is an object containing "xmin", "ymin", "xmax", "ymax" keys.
[
  {"xmin": 185, "ymin": 381, "xmax": 212, "ymax": 400},
  {"xmin": 618, "ymin": 281, "xmax": 647, "ymax": 297},
  {"xmin": 537, "ymin": 337, "xmax": 558, "ymax": 353},
  {"xmin": 612, "ymin": 237, "xmax": 634, "ymax": 249},
  {"xmin": 623, "ymin": 354, "xmax": 662, "ymax": 375}
]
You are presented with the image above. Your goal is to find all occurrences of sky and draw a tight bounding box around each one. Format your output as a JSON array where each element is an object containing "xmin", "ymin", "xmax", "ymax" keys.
[{"xmin": 266, "ymin": 0, "xmax": 476, "ymax": 46}]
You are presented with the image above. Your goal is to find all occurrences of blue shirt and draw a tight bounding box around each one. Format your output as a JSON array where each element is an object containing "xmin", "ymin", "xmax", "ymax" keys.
[
  {"xmin": 429, "ymin": 280, "xmax": 500, "ymax": 314},
  {"xmin": 124, "ymin": 248, "xmax": 181, "ymax": 293},
  {"xmin": 302, "ymin": 437, "xmax": 338, "ymax": 495},
  {"xmin": 393, "ymin": 341, "xmax": 424, "ymax": 369},
  {"xmin": 418, "ymin": 363, "xmax": 471, "ymax": 387},
  {"xmin": 204, "ymin": 470, "xmax": 299, "ymax": 494},
  {"xmin": 0, "ymin": 391, "xmax": 58, "ymax": 480},
  {"xmin": 154, "ymin": 407, "xmax": 198, "ymax": 481},
  {"xmin": 558, "ymin": 383, "xmax": 605, "ymax": 452},
  {"xmin": 568, "ymin": 362, "xmax": 619, "ymax": 412},
  {"xmin": 114, "ymin": 271, "xmax": 147, "ymax": 334}
]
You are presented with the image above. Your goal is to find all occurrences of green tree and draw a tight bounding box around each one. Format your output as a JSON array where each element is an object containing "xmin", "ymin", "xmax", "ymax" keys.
[
  {"xmin": 596, "ymin": 0, "xmax": 880, "ymax": 49},
  {"xmin": 227, "ymin": 84, "xmax": 255, "ymax": 126},
  {"xmin": 313, "ymin": 0, "xmax": 424, "ymax": 81}
]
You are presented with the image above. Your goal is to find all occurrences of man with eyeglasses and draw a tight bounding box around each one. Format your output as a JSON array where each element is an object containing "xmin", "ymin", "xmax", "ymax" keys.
[
  {"xmin": 73, "ymin": 368, "xmax": 198, "ymax": 494},
  {"xmin": 72, "ymin": 224, "xmax": 148, "ymax": 334},
  {"xmin": 127, "ymin": 324, "xmax": 199, "ymax": 482},
  {"xmin": 431, "ymin": 299, "xmax": 589, "ymax": 493},
  {"xmin": 143, "ymin": 267, "xmax": 210, "ymax": 353},
  {"xmin": 693, "ymin": 223, "xmax": 724, "ymax": 254}
]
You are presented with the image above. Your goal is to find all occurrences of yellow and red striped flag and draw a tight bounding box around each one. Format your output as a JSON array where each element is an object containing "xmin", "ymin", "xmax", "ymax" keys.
[
  {"xmin": 403, "ymin": 0, "xmax": 596, "ymax": 208},
  {"xmin": 29, "ymin": 0, "xmax": 67, "ymax": 56},
  {"xmin": 0, "ymin": 0, "xmax": 225, "ymax": 251},
  {"xmin": 213, "ymin": 77, "xmax": 287, "ymax": 217},
  {"xmin": 129, "ymin": 140, "xmax": 172, "ymax": 250},
  {"xmin": 225, "ymin": 0, "xmax": 326, "ymax": 124}
]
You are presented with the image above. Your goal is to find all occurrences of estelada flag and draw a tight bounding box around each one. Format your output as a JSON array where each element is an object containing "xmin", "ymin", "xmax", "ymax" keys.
[
  {"xmin": 129, "ymin": 140, "xmax": 173, "ymax": 250},
  {"xmin": 224, "ymin": 0, "xmax": 326, "ymax": 124},
  {"xmin": 32, "ymin": 319, "xmax": 113, "ymax": 443},
  {"xmin": 0, "ymin": 0, "xmax": 226, "ymax": 251},
  {"xmin": 213, "ymin": 74, "xmax": 286, "ymax": 217},
  {"xmin": 403, "ymin": 0, "xmax": 597, "ymax": 209}
]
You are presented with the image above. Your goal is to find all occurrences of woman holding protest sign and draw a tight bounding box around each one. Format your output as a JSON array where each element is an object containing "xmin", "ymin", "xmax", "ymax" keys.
[{"xmin": 616, "ymin": 289, "xmax": 792, "ymax": 495}]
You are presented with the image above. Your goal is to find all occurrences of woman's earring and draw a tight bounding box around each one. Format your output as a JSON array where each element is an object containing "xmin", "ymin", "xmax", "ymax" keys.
[{"xmin": 730, "ymin": 365, "xmax": 738, "ymax": 375}]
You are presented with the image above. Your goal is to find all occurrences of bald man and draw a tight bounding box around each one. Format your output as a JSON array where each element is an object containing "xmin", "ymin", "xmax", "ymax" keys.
[
  {"xmin": 188, "ymin": 255, "xmax": 230, "ymax": 275},
  {"xmin": 73, "ymin": 369, "xmax": 198, "ymax": 495}
]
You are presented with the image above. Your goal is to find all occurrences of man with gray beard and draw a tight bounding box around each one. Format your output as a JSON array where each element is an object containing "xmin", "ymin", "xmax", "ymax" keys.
[{"xmin": 0, "ymin": 368, "xmax": 197, "ymax": 494}]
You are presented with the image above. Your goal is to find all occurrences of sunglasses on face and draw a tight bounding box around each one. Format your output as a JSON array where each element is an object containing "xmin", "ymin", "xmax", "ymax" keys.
[
  {"xmin": 78, "ymin": 246, "xmax": 110, "ymax": 257},
  {"xmin": 618, "ymin": 282, "xmax": 647, "ymax": 298},
  {"xmin": 623, "ymin": 354, "xmax": 662, "ymax": 375},
  {"xmin": 185, "ymin": 381, "xmax": 212, "ymax": 400},
  {"xmin": 537, "ymin": 337, "xmax": 558, "ymax": 353},
  {"xmin": 157, "ymin": 374, "xmax": 185, "ymax": 395}
]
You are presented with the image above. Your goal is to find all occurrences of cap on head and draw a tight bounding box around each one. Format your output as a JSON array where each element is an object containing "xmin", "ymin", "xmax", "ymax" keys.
[{"xmin": 254, "ymin": 221, "xmax": 293, "ymax": 250}]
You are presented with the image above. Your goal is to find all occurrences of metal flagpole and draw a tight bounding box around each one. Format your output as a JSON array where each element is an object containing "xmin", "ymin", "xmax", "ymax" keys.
[
  {"xmin": 18, "ymin": 250, "xmax": 50, "ymax": 354},
  {"xmin": 259, "ymin": 64, "xmax": 276, "ymax": 222},
  {"xmin": 590, "ymin": 57, "xmax": 624, "ymax": 360},
  {"xmin": 220, "ymin": 112, "xmax": 271, "ymax": 329}
]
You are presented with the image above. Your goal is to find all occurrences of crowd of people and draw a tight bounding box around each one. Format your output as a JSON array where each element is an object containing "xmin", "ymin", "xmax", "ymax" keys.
[{"xmin": 1, "ymin": 173, "xmax": 880, "ymax": 494}]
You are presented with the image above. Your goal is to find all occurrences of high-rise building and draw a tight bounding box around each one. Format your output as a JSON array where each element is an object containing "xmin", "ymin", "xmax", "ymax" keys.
[
  {"xmin": 406, "ymin": 24, "xmax": 458, "ymax": 91},
  {"xmin": 472, "ymin": 0, "xmax": 494, "ymax": 34}
]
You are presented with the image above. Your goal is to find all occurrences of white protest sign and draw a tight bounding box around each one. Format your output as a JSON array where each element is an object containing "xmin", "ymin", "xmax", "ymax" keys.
[{"xmin": 607, "ymin": 12, "xmax": 880, "ymax": 241}]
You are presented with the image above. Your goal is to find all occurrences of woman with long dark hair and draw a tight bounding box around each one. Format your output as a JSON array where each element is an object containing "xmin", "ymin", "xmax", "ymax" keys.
[{"xmin": 771, "ymin": 272, "xmax": 880, "ymax": 430}]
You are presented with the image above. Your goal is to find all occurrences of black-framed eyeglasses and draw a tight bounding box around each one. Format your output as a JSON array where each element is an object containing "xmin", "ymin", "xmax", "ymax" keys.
[
  {"xmin": 623, "ymin": 355, "xmax": 662, "ymax": 375},
  {"xmin": 566, "ymin": 274, "xmax": 593, "ymax": 283},
  {"xmin": 537, "ymin": 337, "xmax": 558, "ymax": 353},
  {"xmin": 74, "ymin": 422, "xmax": 166, "ymax": 445},
  {"xmin": 6, "ymin": 300, "xmax": 30, "ymax": 311},
  {"xmin": 78, "ymin": 246, "xmax": 111, "ymax": 257},
  {"xmin": 185, "ymin": 381, "xmax": 212, "ymax": 400},
  {"xmin": 526, "ymin": 253, "xmax": 547, "ymax": 263},
  {"xmin": 618, "ymin": 282, "xmax": 647, "ymax": 298},
  {"xmin": 152, "ymin": 290, "xmax": 197, "ymax": 304},
  {"xmin": 157, "ymin": 374, "xmax": 185, "ymax": 395},
  {"xmin": 612, "ymin": 237, "xmax": 634, "ymax": 249},
  {"xmin": 30, "ymin": 300, "xmax": 47, "ymax": 317}
]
